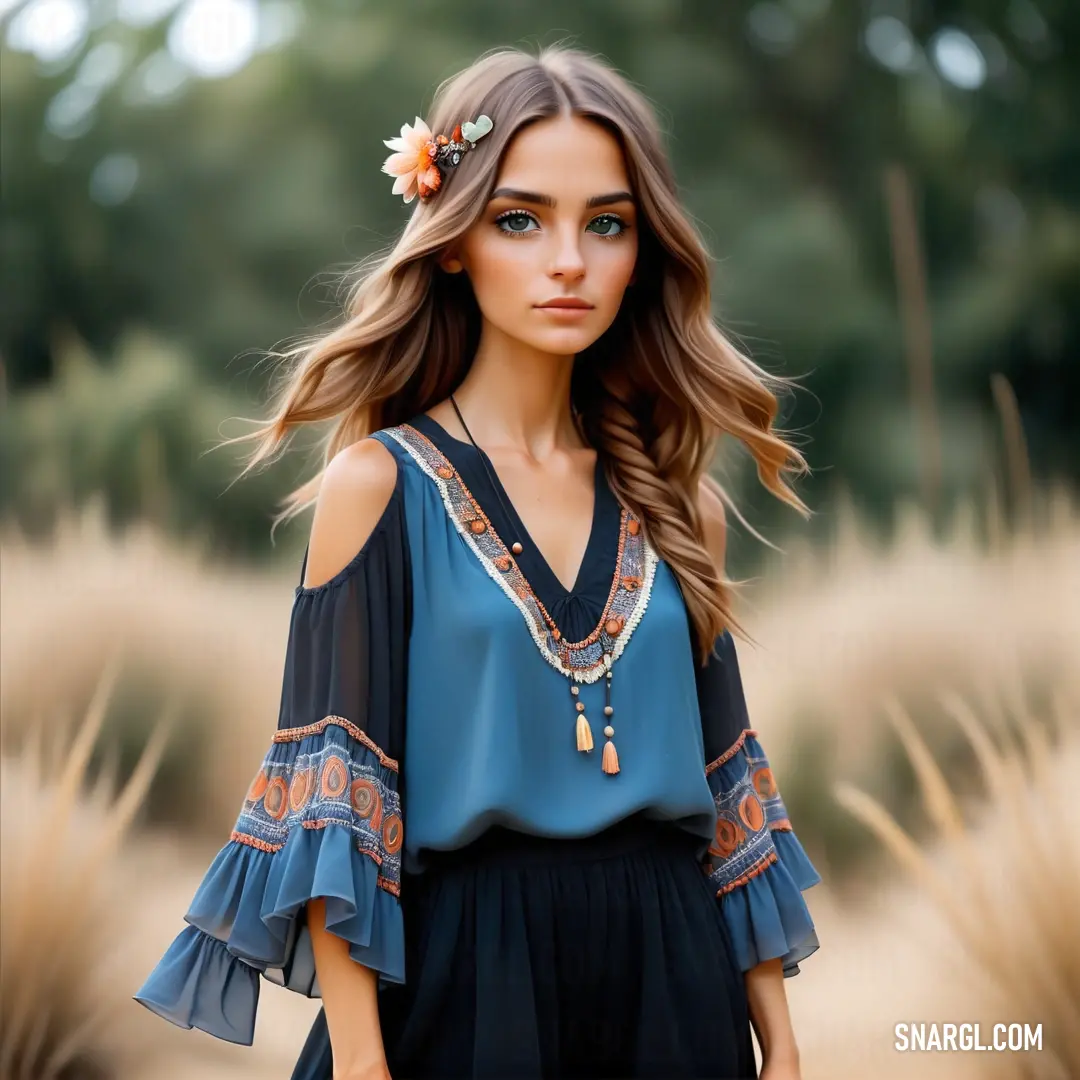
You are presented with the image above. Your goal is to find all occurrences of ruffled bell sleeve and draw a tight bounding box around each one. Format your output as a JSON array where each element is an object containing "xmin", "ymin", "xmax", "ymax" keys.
[
  {"xmin": 135, "ymin": 472, "xmax": 412, "ymax": 1045},
  {"xmin": 696, "ymin": 629, "xmax": 821, "ymax": 977}
]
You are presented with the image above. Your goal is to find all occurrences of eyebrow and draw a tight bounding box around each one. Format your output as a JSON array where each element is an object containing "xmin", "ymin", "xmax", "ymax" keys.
[{"xmin": 489, "ymin": 187, "xmax": 635, "ymax": 209}]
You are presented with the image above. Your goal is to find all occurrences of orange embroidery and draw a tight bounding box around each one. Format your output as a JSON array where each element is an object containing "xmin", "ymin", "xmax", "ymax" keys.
[
  {"xmin": 382, "ymin": 813, "xmax": 404, "ymax": 855},
  {"xmin": 710, "ymin": 818, "xmax": 745, "ymax": 859},
  {"xmin": 246, "ymin": 769, "xmax": 269, "ymax": 803},
  {"xmin": 713, "ymin": 849, "xmax": 778, "ymax": 896},
  {"xmin": 738, "ymin": 792, "xmax": 765, "ymax": 832},
  {"xmin": 752, "ymin": 765, "xmax": 777, "ymax": 799},
  {"xmin": 273, "ymin": 716, "xmax": 399, "ymax": 772},
  {"xmin": 230, "ymin": 830, "xmax": 283, "ymax": 853},
  {"xmin": 264, "ymin": 777, "xmax": 289, "ymax": 820},
  {"xmin": 289, "ymin": 768, "xmax": 315, "ymax": 813},
  {"xmin": 704, "ymin": 729, "xmax": 759, "ymax": 775},
  {"xmin": 320, "ymin": 758, "xmax": 349, "ymax": 799},
  {"xmin": 351, "ymin": 778, "xmax": 378, "ymax": 818}
]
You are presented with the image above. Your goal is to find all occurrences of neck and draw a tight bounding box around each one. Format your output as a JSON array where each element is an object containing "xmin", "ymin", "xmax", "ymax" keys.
[{"xmin": 450, "ymin": 323, "xmax": 586, "ymax": 460}]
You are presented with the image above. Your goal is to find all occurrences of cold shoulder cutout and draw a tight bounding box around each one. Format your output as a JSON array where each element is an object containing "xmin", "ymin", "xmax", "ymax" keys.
[
  {"xmin": 135, "ymin": 435, "xmax": 412, "ymax": 1045},
  {"xmin": 298, "ymin": 437, "xmax": 404, "ymax": 594}
]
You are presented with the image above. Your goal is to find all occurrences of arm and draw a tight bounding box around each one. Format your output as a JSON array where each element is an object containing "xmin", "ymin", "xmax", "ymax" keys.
[
  {"xmin": 135, "ymin": 436, "xmax": 409, "ymax": 1053},
  {"xmin": 303, "ymin": 439, "xmax": 400, "ymax": 1080},
  {"xmin": 697, "ymin": 478, "xmax": 802, "ymax": 1077},
  {"xmin": 744, "ymin": 959, "xmax": 800, "ymax": 1075}
]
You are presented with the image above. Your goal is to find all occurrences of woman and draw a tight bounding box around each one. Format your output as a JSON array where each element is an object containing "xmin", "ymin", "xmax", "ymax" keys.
[{"xmin": 135, "ymin": 44, "xmax": 820, "ymax": 1080}]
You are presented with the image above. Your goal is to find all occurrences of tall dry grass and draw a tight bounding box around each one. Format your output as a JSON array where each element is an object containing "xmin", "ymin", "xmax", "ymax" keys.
[
  {"xmin": 0, "ymin": 495, "xmax": 299, "ymax": 837},
  {"xmin": 0, "ymin": 643, "xmax": 322, "ymax": 1079},
  {"xmin": 731, "ymin": 481, "xmax": 1080, "ymax": 880},
  {"xmin": 0, "ymin": 656, "xmax": 170, "ymax": 1079},
  {"xmin": 831, "ymin": 693, "xmax": 1079, "ymax": 1080}
]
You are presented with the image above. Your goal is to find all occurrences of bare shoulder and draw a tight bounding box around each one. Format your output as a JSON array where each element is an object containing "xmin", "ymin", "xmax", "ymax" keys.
[
  {"xmin": 697, "ymin": 475, "xmax": 727, "ymax": 577},
  {"xmin": 302, "ymin": 437, "xmax": 400, "ymax": 589}
]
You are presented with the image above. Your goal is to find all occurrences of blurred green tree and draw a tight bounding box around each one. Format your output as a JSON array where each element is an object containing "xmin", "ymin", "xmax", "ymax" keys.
[{"xmin": 1, "ymin": 0, "xmax": 1076, "ymax": 562}]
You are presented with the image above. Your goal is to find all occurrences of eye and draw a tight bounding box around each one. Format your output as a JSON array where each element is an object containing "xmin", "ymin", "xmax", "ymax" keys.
[
  {"xmin": 494, "ymin": 210, "xmax": 539, "ymax": 236},
  {"xmin": 586, "ymin": 213, "xmax": 629, "ymax": 238}
]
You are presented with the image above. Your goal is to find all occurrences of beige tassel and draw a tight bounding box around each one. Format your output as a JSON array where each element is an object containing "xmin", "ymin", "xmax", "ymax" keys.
[
  {"xmin": 576, "ymin": 713, "xmax": 594, "ymax": 752},
  {"xmin": 602, "ymin": 739, "xmax": 620, "ymax": 775}
]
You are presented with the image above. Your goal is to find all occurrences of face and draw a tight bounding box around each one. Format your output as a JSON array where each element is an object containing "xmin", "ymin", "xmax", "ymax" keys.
[{"xmin": 440, "ymin": 114, "xmax": 639, "ymax": 357}]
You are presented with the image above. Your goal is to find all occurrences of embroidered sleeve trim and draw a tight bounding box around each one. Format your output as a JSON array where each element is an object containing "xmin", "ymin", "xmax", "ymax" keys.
[
  {"xmin": 381, "ymin": 423, "xmax": 658, "ymax": 684},
  {"xmin": 274, "ymin": 715, "xmax": 400, "ymax": 772},
  {"xmin": 712, "ymin": 849, "xmax": 778, "ymax": 896},
  {"xmin": 703, "ymin": 734, "xmax": 794, "ymax": 895},
  {"xmin": 231, "ymin": 736, "xmax": 404, "ymax": 898}
]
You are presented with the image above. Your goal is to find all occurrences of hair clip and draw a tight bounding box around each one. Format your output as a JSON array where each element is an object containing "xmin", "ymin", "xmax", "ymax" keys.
[{"xmin": 381, "ymin": 114, "xmax": 493, "ymax": 204}]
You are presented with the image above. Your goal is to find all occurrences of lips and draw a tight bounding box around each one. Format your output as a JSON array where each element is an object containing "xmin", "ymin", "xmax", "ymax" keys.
[{"xmin": 536, "ymin": 298, "xmax": 594, "ymax": 309}]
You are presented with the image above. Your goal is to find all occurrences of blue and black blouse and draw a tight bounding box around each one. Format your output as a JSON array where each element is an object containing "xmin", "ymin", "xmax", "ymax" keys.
[{"xmin": 135, "ymin": 412, "xmax": 821, "ymax": 1046}]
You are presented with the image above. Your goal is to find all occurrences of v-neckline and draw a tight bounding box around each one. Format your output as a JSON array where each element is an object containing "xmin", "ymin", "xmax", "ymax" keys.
[
  {"xmin": 382, "ymin": 419, "xmax": 659, "ymax": 680},
  {"xmin": 414, "ymin": 412, "xmax": 607, "ymax": 602}
]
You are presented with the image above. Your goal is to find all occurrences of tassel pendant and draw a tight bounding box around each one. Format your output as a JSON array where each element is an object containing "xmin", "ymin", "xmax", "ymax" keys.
[
  {"xmin": 602, "ymin": 739, "xmax": 620, "ymax": 774},
  {"xmin": 576, "ymin": 712, "xmax": 594, "ymax": 752},
  {"xmin": 569, "ymin": 657, "xmax": 619, "ymax": 774},
  {"xmin": 600, "ymin": 654, "xmax": 619, "ymax": 774}
]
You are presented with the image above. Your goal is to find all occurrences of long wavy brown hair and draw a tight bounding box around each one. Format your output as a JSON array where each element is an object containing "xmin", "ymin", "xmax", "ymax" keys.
[{"xmin": 226, "ymin": 44, "xmax": 810, "ymax": 665}]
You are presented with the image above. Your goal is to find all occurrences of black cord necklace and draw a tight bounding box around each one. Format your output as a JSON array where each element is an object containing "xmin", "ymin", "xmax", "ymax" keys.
[{"xmin": 448, "ymin": 393, "xmax": 524, "ymax": 555}]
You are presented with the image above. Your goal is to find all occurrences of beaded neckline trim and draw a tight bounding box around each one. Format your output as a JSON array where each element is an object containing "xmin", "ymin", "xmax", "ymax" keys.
[{"xmin": 379, "ymin": 423, "xmax": 658, "ymax": 684}]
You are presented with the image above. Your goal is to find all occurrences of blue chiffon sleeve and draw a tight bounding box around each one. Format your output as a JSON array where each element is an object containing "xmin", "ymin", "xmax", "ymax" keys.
[
  {"xmin": 135, "ymin": 456, "xmax": 412, "ymax": 1045},
  {"xmin": 696, "ymin": 629, "xmax": 821, "ymax": 977}
]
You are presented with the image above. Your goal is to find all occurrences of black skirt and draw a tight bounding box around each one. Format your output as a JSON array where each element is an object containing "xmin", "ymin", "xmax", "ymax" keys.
[{"xmin": 291, "ymin": 814, "xmax": 757, "ymax": 1080}]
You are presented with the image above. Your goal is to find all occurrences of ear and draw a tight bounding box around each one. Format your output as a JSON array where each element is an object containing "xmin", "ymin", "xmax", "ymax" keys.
[{"xmin": 438, "ymin": 249, "xmax": 465, "ymax": 274}]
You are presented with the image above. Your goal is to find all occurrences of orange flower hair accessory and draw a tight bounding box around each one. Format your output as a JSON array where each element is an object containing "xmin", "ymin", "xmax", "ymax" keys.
[{"xmin": 381, "ymin": 113, "xmax": 493, "ymax": 204}]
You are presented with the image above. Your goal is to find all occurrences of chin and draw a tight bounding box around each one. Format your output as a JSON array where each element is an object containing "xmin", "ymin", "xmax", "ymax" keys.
[{"xmin": 527, "ymin": 329, "xmax": 604, "ymax": 355}]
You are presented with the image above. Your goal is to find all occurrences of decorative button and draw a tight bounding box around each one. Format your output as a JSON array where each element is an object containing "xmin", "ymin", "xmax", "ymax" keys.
[
  {"xmin": 605, "ymin": 616, "xmax": 623, "ymax": 637},
  {"xmin": 437, "ymin": 465, "xmax": 454, "ymax": 479},
  {"xmin": 511, "ymin": 541, "xmax": 523, "ymax": 554},
  {"xmin": 469, "ymin": 519, "xmax": 486, "ymax": 534},
  {"xmin": 627, "ymin": 518, "xmax": 640, "ymax": 536},
  {"xmin": 494, "ymin": 554, "xmax": 511, "ymax": 572},
  {"xmin": 621, "ymin": 575, "xmax": 642, "ymax": 591}
]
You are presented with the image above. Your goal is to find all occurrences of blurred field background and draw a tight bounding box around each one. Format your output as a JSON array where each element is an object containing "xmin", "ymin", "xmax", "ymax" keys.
[{"xmin": 1, "ymin": 1, "xmax": 1078, "ymax": 1078}]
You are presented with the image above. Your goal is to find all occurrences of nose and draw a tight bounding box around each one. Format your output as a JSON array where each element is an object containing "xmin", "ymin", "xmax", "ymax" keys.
[{"xmin": 548, "ymin": 222, "xmax": 586, "ymax": 281}]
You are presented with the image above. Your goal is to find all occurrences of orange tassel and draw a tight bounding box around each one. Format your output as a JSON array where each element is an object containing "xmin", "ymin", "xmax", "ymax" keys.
[
  {"xmin": 602, "ymin": 739, "xmax": 620, "ymax": 775},
  {"xmin": 576, "ymin": 714, "xmax": 594, "ymax": 752}
]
